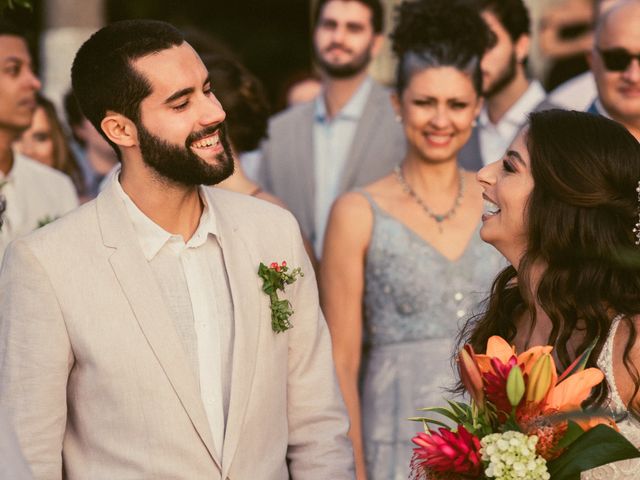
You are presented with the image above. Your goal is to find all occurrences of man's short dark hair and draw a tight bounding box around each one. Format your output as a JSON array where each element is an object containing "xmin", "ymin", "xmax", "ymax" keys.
[
  {"xmin": 474, "ymin": 0, "xmax": 530, "ymax": 42},
  {"xmin": 312, "ymin": 0, "xmax": 384, "ymax": 34},
  {"xmin": 71, "ymin": 20, "xmax": 184, "ymax": 152},
  {"xmin": 0, "ymin": 18, "xmax": 27, "ymax": 40}
]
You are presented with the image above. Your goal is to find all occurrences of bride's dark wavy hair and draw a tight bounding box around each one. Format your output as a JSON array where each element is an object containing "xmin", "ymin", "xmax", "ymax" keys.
[{"xmin": 458, "ymin": 109, "xmax": 640, "ymax": 414}]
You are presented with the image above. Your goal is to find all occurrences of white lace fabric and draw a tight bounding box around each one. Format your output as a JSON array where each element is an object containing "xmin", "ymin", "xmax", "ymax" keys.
[{"xmin": 581, "ymin": 314, "xmax": 640, "ymax": 479}]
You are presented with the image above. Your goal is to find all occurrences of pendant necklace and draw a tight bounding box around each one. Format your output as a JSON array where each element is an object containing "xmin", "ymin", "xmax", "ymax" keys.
[{"xmin": 394, "ymin": 164, "xmax": 465, "ymax": 233}]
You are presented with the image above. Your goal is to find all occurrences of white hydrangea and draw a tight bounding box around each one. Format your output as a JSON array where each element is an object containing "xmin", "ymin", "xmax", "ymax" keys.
[{"xmin": 480, "ymin": 431, "xmax": 550, "ymax": 480}]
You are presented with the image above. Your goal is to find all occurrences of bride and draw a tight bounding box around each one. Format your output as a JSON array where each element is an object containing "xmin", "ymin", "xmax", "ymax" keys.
[{"xmin": 460, "ymin": 109, "xmax": 640, "ymax": 478}]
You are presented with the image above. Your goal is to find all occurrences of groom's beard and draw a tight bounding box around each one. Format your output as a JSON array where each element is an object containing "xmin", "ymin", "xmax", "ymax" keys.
[{"xmin": 137, "ymin": 121, "xmax": 235, "ymax": 187}]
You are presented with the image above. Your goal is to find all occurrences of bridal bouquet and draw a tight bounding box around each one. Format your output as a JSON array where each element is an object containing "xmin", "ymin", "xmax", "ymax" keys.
[{"xmin": 409, "ymin": 337, "xmax": 640, "ymax": 480}]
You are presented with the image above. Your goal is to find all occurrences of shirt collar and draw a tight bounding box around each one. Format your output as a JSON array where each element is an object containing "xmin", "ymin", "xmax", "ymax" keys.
[
  {"xmin": 113, "ymin": 168, "xmax": 218, "ymax": 260},
  {"xmin": 479, "ymin": 80, "xmax": 547, "ymax": 128},
  {"xmin": 0, "ymin": 150, "xmax": 26, "ymax": 183},
  {"xmin": 314, "ymin": 75, "xmax": 373, "ymax": 122}
]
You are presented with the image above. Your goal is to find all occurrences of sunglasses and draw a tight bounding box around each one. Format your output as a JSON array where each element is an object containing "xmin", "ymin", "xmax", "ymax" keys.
[{"xmin": 598, "ymin": 48, "xmax": 640, "ymax": 72}]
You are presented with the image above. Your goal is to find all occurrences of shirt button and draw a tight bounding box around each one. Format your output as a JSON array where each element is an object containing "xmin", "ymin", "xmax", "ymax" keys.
[
  {"xmin": 454, "ymin": 292, "xmax": 463, "ymax": 301},
  {"xmin": 456, "ymin": 309, "xmax": 466, "ymax": 318}
]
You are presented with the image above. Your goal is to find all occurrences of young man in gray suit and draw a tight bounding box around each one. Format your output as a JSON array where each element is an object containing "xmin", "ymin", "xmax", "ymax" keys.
[
  {"xmin": 259, "ymin": 0, "xmax": 405, "ymax": 257},
  {"xmin": 0, "ymin": 20, "xmax": 354, "ymax": 480}
]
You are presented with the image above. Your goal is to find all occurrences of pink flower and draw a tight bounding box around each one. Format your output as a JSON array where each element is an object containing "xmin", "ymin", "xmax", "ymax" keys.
[
  {"xmin": 411, "ymin": 426, "xmax": 482, "ymax": 477},
  {"xmin": 483, "ymin": 355, "xmax": 518, "ymax": 415}
]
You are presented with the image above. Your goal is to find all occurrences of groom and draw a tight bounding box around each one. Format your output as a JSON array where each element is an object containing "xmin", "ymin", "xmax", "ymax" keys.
[{"xmin": 0, "ymin": 20, "xmax": 354, "ymax": 480}]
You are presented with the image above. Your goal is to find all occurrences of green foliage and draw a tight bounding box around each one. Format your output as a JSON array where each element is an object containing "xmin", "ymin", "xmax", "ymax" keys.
[
  {"xmin": 0, "ymin": 0, "xmax": 32, "ymax": 13},
  {"xmin": 258, "ymin": 262, "xmax": 303, "ymax": 333},
  {"xmin": 547, "ymin": 424, "xmax": 640, "ymax": 479}
]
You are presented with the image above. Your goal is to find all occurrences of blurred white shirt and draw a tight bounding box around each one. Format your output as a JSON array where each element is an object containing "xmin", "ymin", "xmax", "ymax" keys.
[
  {"xmin": 0, "ymin": 151, "xmax": 78, "ymax": 261},
  {"xmin": 478, "ymin": 81, "xmax": 547, "ymax": 166},
  {"xmin": 548, "ymin": 71, "xmax": 597, "ymax": 111}
]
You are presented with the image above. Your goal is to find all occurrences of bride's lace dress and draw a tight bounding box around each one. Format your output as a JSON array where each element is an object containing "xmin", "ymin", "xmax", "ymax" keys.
[{"xmin": 581, "ymin": 314, "xmax": 640, "ymax": 479}]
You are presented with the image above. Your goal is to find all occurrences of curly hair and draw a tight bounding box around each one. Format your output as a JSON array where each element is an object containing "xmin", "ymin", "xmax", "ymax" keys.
[
  {"xmin": 459, "ymin": 110, "xmax": 640, "ymax": 415},
  {"xmin": 390, "ymin": 0, "xmax": 494, "ymax": 95}
]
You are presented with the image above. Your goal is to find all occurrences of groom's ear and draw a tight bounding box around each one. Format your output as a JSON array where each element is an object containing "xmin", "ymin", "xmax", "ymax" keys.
[{"xmin": 100, "ymin": 111, "xmax": 138, "ymax": 148}]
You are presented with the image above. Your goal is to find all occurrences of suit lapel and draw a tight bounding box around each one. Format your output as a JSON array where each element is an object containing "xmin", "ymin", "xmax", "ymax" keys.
[
  {"xmin": 294, "ymin": 103, "xmax": 317, "ymax": 241},
  {"xmin": 457, "ymin": 127, "xmax": 483, "ymax": 172},
  {"xmin": 96, "ymin": 181, "xmax": 221, "ymax": 470},
  {"xmin": 338, "ymin": 82, "xmax": 384, "ymax": 194},
  {"xmin": 209, "ymin": 190, "xmax": 264, "ymax": 478}
]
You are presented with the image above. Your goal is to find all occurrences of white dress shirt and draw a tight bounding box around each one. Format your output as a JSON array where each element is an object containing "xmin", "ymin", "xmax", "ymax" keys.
[
  {"xmin": 0, "ymin": 151, "xmax": 78, "ymax": 260},
  {"xmin": 313, "ymin": 76, "xmax": 373, "ymax": 257},
  {"xmin": 114, "ymin": 175, "xmax": 234, "ymax": 459},
  {"xmin": 478, "ymin": 80, "xmax": 548, "ymax": 166},
  {"xmin": 548, "ymin": 71, "xmax": 597, "ymax": 111}
]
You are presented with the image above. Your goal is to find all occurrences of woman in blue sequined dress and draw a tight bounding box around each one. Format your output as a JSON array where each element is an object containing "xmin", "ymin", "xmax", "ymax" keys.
[{"xmin": 319, "ymin": 2, "xmax": 504, "ymax": 479}]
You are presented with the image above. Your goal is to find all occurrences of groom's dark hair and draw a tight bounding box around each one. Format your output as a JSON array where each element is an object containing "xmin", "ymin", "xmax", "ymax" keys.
[{"xmin": 71, "ymin": 20, "xmax": 184, "ymax": 154}]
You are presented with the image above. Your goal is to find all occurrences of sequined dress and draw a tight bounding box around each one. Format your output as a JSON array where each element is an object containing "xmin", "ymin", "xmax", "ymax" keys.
[
  {"xmin": 358, "ymin": 191, "xmax": 504, "ymax": 480},
  {"xmin": 582, "ymin": 314, "xmax": 640, "ymax": 479}
]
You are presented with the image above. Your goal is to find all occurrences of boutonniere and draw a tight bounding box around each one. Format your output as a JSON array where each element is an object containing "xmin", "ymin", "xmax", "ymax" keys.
[
  {"xmin": 37, "ymin": 215, "xmax": 59, "ymax": 228},
  {"xmin": 258, "ymin": 261, "xmax": 304, "ymax": 333}
]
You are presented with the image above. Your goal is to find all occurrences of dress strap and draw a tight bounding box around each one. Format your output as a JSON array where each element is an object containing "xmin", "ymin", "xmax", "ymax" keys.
[
  {"xmin": 600, "ymin": 313, "xmax": 626, "ymax": 412},
  {"xmin": 354, "ymin": 188, "xmax": 381, "ymax": 214}
]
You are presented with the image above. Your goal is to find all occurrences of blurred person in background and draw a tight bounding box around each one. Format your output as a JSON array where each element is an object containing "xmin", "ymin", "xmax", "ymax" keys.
[
  {"xmin": 202, "ymin": 53, "xmax": 318, "ymax": 269},
  {"xmin": 64, "ymin": 90, "xmax": 118, "ymax": 196},
  {"xmin": 548, "ymin": 0, "xmax": 620, "ymax": 110},
  {"xmin": 285, "ymin": 73, "xmax": 322, "ymax": 107},
  {"xmin": 0, "ymin": 21, "xmax": 78, "ymax": 258},
  {"xmin": 537, "ymin": 0, "xmax": 594, "ymax": 90},
  {"xmin": 457, "ymin": 0, "xmax": 558, "ymax": 171},
  {"xmin": 321, "ymin": 1, "xmax": 504, "ymax": 478},
  {"xmin": 14, "ymin": 95, "xmax": 86, "ymax": 198},
  {"xmin": 587, "ymin": 0, "xmax": 640, "ymax": 141},
  {"xmin": 259, "ymin": 0, "xmax": 405, "ymax": 258}
]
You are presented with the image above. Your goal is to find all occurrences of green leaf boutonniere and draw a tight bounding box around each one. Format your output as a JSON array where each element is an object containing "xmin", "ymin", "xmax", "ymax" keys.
[{"xmin": 258, "ymin": 261, "xmax": 304, "ymax": 333}]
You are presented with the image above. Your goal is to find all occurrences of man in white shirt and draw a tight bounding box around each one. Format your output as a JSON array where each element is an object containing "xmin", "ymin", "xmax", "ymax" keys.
[
  {"xmin": 458, "ymin": 0, "xmax": 558, "ymax": 170},
  {"xmin": 586, "ymin": 0, "xmax": 640, "ymax": 141},
  {"xmin": 0, "ymin": 19, "xmax": 353, "ymax": 480},
  {"xmin": 0, "ymin": 21, "xmax": 78, "ymax": 258},
  {"xmin": 259, "ymin": 0, "xmax": 405, "ymax": 256}
]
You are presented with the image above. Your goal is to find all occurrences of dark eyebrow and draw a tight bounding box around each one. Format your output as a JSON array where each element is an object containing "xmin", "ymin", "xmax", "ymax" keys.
[
  {"xmin": 164, "ymin": 87, "xmax": 194, "ymax": 105},
  {"xmin": 164, "ymin": 76, "xmax": 212, "ymax": 104},
  {"xmin": 2, "ymin": 56, "xmax": 23, "ymax": 65},
  {"xmin": 506, "ymin": 150, "xmax": 526, "ymax": 166}
]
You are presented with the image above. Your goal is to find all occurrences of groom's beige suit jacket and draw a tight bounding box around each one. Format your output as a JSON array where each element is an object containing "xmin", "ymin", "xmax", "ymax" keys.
[{"xmin": 0, "ymin": 178, "xmax": 354, "ymax": 480}]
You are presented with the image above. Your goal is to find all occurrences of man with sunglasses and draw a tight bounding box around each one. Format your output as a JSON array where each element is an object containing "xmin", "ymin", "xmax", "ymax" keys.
[{"xmin": 587, "ymin": 0, "xmax": 640, "ymax": 141}]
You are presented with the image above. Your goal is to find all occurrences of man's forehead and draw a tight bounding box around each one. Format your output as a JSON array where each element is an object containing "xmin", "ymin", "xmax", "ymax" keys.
[
  {"xmin": 133, "ymin": 43, "xmax": 208, "ymax": 97},
  {"xmin": 598, "ymin": 3, "xmax": 640, "ymax": 46},
  {"xmin": 0, "ymin": 35, "xmax": 30, "ymax": 60},
  {"xmin": 320, "ymin": 0, "xmax": 372, "ymax": 24}
]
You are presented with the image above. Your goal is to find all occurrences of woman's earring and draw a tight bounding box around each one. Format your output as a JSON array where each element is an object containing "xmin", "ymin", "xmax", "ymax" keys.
[
  {"xmin": 395, "ymin": 114, "xmax": 402, "ymax": 123},
  {"xmin": 472, "ymin": 119, "xmax": 478, "ymax": 128}
]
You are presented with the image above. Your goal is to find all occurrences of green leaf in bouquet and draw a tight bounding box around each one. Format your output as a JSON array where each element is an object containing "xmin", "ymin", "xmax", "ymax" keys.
[
  {"xmin": 554, "ymin": 421, "xmax": 585, "ymax": 451},
  {"xmin": 547, "ymin": 424, "xmax": 640, "ymax": 479},
  {"xmin": 407, "ymin": 416, "xmax": 451, "ymax": 430},
  {"xmin": 557, "ymin": 337, "xmax": 598, "ymax": 383},
  {"xmin": 416, "ymin": 406, "xmax": 465, "ymax": 425}
]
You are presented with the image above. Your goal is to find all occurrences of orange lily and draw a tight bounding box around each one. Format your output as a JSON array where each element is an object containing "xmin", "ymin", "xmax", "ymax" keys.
[{"xmin": 458, "ymin": 345, "xmax": 485, "ymax": 407}]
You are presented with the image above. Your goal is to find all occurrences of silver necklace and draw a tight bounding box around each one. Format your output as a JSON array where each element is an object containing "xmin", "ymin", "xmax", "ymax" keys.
[{"xmin": 394, "ymin": 164, "xmax": 465, "ymax": 233}]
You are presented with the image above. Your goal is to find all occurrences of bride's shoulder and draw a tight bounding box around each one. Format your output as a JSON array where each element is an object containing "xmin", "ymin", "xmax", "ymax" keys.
[{"xmin": 609, "ymin": 314, "xmax": 640, "ymax": 411}]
